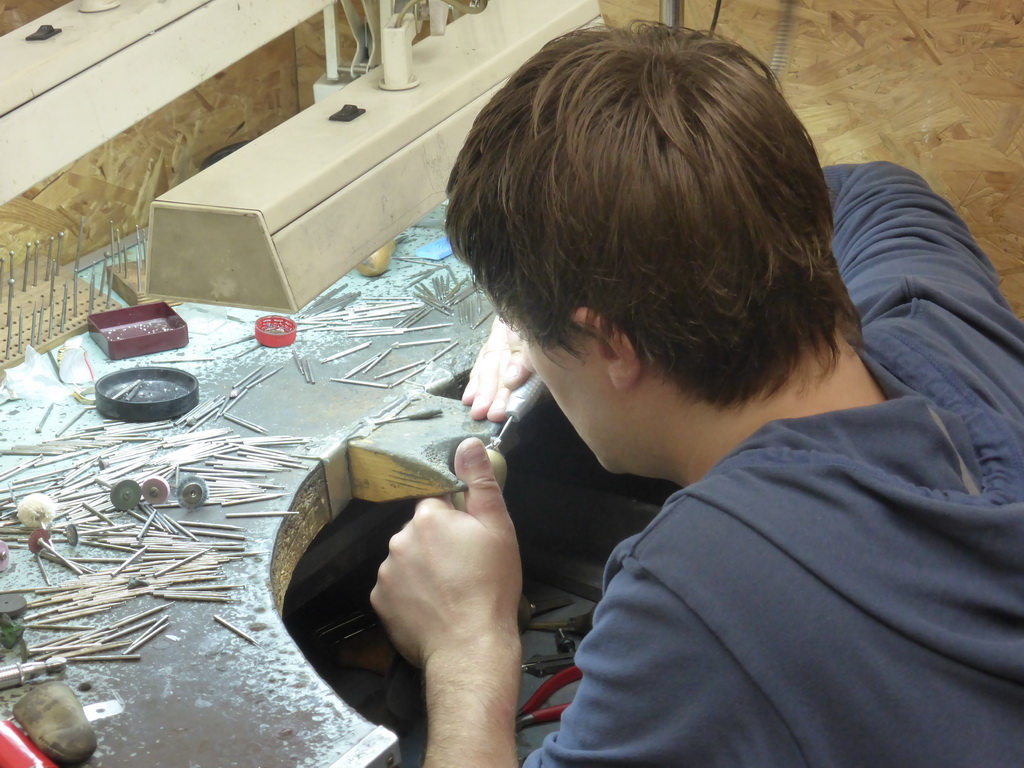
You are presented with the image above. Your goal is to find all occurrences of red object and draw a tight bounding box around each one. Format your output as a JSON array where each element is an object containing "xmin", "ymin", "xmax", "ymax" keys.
[
  {"xmin": 0, "ymin": 721, "xmax": 57, "ymax": 768},
  {"xmin": 26, "ymin": 529, "xmax": 51, "ymax": 555},
  {"xmin": 88, "ymin": 302, "xmax": 188, "ymax": 360},
  {"xmin": 254, "ymin": 316, "xmax": 297, "ymax": 347},
  {"xmin": 516, "ymin": 664, "xmax": 582, "ymax": 731}
]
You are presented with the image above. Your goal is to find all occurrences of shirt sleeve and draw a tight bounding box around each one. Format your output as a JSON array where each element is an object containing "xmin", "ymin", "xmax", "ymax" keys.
[
  {"xmin": 824, "ymin": 162, "xmax": 1008, "ymax": 326},
  {"xmin": 523, "ymin": 559, "xmax": 807, "ymax": 768}
]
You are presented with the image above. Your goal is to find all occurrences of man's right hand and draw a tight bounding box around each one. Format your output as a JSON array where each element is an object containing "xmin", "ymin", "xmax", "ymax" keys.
[{"xmin": 463, "ymin": 318, "xmax": 534, "ymax": 422}]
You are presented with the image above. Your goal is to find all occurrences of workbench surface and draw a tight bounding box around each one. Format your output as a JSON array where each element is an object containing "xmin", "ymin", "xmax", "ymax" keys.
[{"xmin": 0, "ymin": 225, "xmax": 497, "ymax": 767}]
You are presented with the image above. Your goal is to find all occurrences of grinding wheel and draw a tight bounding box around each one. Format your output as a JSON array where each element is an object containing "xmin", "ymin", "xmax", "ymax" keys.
[
  {"xmin": 0, "ymin": 593, "xmax": 27, "ymax": 618},
  {"xmin": 110, "ymin": 480, "xmax": 142, "ymax": 511},
  {"xmin": 64, "ymin": 524, "xmax": 79, "ymax": 547},
  {"xmin": 141, "ymin": 476, "xmax": 170, "ymax": 504},
  {"xmin": 178, "ymin": 476, "xmax": 209, "ymax": 510},
  {"xmin": 27, "ymin": 529, "xmax": 51, "ymax": 555}
]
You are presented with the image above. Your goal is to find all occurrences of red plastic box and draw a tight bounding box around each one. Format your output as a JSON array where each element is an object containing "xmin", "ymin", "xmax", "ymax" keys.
[{"xmin": 87, "ymin": 302, "xmax": 189, "ymax": 360}]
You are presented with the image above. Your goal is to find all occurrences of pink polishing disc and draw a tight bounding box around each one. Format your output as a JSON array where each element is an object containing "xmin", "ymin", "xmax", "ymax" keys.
[{"xmin": 142, "ymin": 476, "xmax": 171, "ymax": 504}]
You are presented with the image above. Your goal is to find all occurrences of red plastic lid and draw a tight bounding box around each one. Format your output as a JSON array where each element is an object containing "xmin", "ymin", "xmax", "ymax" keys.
[{"xmin": 255, "ymin": 315, "xmax": 297, "ymax": 347}]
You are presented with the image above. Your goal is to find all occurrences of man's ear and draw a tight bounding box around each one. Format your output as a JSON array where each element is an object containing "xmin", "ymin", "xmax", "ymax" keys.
[{"xmin": 571, "ymin": 308, "xmax": 642, "ymax": 390}]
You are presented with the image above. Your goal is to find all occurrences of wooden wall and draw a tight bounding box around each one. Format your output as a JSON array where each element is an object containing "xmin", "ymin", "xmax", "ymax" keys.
[
  {"xmin": 605, "ymin": 0, "xmax": 1024, "ymax": 313},
  {"xmin": 3, "ymin": 1, "xmax": 1022, "ymax": 312}
]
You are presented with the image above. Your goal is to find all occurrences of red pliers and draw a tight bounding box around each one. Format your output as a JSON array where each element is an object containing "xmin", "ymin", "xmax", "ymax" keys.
[{"xmin": 515, "ymin": 665, "xmax": 582, "ymax": 731}]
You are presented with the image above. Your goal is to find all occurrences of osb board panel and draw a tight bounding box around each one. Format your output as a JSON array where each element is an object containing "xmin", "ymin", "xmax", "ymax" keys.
[
  {"xmin": 0, "ymin": 4, "xmax": 303, "ymax": 270},
  {"xmin": 0, "ymin": 0, "xmax": 58, "ymax": 35},
  {"xmin": 601, "ymin": 0, "xmax": 1024, "ymax": 313}
]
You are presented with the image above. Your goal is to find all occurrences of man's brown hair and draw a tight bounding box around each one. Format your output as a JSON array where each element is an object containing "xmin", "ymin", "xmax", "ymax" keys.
[{"xmin": 446, "ymin": 23, "xmax": 861, "ymax": 407}]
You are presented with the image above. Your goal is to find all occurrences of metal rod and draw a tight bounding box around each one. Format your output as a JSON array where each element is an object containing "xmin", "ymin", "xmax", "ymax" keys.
[
  {"xmin": 74, "ymin": 216, "xmax": 84, "ymax": 275},
  {"xmin": 224, "ymin": 511, "xmax": 298, "ymax": 518},
  {"xmin": 35, "ymin": 404, "xmax": 55, "ymax": 434},
  {"xmin": 48, "ymin": 260, "xmax": 57, "ymax": 332},
  {"xmin": 330, "ymin": 377, "xmax": 390, "ymax": 388},
  {"xmin": 222, "ymin": 413, "xmax": 268, "ymax": 435},
  {"xmin": 60, "ymin": 281, "xmax": 68, "ymax": 333},
  {"xmin": 374, "ymin": 359, "xmax": 427, "ymax": 380},
  {"xmin": 393, "ymin": 338, "xmax": 452, "ymax": 348},
  {"xmin": 211, "ymin": 335, "xmax": 255, "ymax": 351},
  {"xmin": 213, "ymin": 614, "xmax": 260, "ymax": 646},
  {"xmin": 319, "ymin": 341, "xmax": 371, "ymax": 364},
  {"xmin": 110, "ymin": 545, "xmax": 148, "ymax": 577},
  {"xmin": 55, "ymin": 408, "xmax": 89, "ymax": 438},
  {"xmin": 660, "ymin": 0, "xmax": 683, "ymax": 26},
  {"xmin": 105, "ymin": 252, "xmax": 114, "ymax": 308},
  {"xmin": 44, "ymin": 237, "xmax": 53, "ymax": 281},
  {"xmin": 36, "ymin": 553, "xmax": 51, "ymax": 586},
  {"xmin": 56, "ymin": 231, "xmax": 64, "ymax": 277},
  {"xmin": 136, "ymin": 225, "xmax": 145, "ymax": 277},
  {"xmin": 135, "ymin": 251, "xmax": 142, "ymax": 294},
  {"xmin": 4, "ymin": 279, "xmax": 13, "ymax": 359}
]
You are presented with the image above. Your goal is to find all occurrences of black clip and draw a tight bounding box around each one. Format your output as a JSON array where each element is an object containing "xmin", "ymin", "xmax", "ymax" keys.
[
  {"xmin": 26, "ymin": 24, "xmax": 62, "ymax": 41},
  {"xmin": 329, "ymin": 104, "xmax": 366, "ymax": 123}
]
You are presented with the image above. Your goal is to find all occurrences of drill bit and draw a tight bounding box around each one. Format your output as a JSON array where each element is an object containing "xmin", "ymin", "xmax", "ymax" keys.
[
  {"xmin": 23, "ymin": 243, "xmax": 30, "ymax": 292},
  {"xmin": 48, "ymin": 260, "xmax": 57, "ymax": 333},
  {"xmin": 74, "ymin": 215, "xmax": 84, "ymax": 274},
  {"xmin": 136, "ymin": 225, "xmax": 145, "ymax": 275},
  {"xmin": 117, "ymin": 228, "xmax": 126, "ymax": 274},
  {"xmin": 33, "ymin": 239, "xmax": 40, "ymax": 286},
  {"xmin": 99, "ymin": 250, "xmax": 108, "ymax": 295},
  {"xmin": 55, "ymin": 231, "xmax": 64, "ymax": 277},
  {"xmin": 17, "ymin": 307, "xmax": 23, "ymax": 353},
  {"xmin": 44, "ymin": 236, "xmax": 53, "ymax": 281},
  {"xmin": 135, "ymin": 244, "xmax": 142, "ymax": 293},
  {"xmin": 4, "ymin": 279, "xmax": 13, "ymax": 359},
  {"xmin": 60, "ymin": 281, "xmax": 68, "ymax": 334},
  {"xmin": 489, "ymin": 376, "xmax": 548, "ymax": 451},
  {"xmin": 105, "ymin": 252, "xmax": 114, "ymax": 308}
]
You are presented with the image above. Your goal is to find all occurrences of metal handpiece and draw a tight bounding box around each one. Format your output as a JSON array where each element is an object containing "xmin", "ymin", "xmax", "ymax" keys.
[
  {"xmin": 505, "ymin": 375, "xmax": 547, "ymax": 422},
  {"xmin": 0, "ymin": 657, "xmax": 66, "ymax": 691},
  {"xmin": 490, "ymin": 376, "xmax": 548, "ymax": 450}
]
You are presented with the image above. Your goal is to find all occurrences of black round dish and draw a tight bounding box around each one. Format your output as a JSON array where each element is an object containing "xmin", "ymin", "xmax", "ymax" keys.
[{"xmin": 95, "ymin": 367, "xmax": 199, "ymax": 422}]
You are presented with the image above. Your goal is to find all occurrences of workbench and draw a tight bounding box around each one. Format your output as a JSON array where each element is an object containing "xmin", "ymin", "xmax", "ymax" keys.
[{"xmin": 0, "ymin": 221, "xmax": 500, "ymax": 767}]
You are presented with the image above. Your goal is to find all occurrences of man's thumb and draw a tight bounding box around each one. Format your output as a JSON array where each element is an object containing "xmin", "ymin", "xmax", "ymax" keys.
[{"xmin": 453, "ymin": 438, "xmax": 509, "ymax": 523}]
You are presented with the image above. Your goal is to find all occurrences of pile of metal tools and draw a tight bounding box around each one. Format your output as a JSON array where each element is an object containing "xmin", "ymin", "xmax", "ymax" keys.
[{"xmin": 0, "ymin": 419, "xmax": 315, "ymax": 664}]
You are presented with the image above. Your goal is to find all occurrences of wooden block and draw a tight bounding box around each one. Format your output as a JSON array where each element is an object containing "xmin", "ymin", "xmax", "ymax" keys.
[{"xmin": 108, "ymin": 265, "xmax": 147, "ymax": 307}]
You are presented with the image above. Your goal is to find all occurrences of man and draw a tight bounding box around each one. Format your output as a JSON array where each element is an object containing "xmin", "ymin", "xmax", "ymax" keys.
[{"xmin": 371, "ymin": 23, "xmax": 1024, "ymax": 767}]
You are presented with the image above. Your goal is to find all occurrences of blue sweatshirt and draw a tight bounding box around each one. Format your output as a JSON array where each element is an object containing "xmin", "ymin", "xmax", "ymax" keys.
[{"xmin": 526, "ymin": 163, "xmax": 1024, "ymax": 766}]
